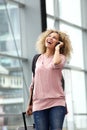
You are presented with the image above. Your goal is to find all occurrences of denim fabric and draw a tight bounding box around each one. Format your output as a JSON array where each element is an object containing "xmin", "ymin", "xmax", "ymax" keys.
[{"xmin": 33, "ymin": 106, "xmax": 67, "ymax": 130}]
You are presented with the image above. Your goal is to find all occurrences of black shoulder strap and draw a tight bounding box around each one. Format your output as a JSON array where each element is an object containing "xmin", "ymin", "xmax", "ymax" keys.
[
  {"xmin": 32, "ymin": 54, "xmax": 41, "ymax": 77},
  {"xmin": 61, "ymin": 75, "xmax": 65, "ymax": 90}
]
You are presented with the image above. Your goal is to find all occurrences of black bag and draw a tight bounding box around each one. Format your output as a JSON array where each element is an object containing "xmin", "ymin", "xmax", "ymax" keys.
[
  {"xmin": 32, "ymin": 54, "xmax": 65, "ymax": 90},
  {"xmin": 32, "ymin": 54, "xmax": 41, "ymax": 77}
]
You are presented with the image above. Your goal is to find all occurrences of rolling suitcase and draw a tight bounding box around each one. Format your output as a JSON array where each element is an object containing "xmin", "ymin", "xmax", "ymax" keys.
[{"xmin": 17, "ymin": 112, "xmax": 35, "ymax": 130}]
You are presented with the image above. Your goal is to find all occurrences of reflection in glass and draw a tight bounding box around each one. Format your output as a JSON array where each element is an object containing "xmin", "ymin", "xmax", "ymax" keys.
[
  {"xmin": 0, "ymin": 56, "xmax": 23, "ymax": 115},
  {"xmin": 0, "ymin": 2, "xmax": 21, "ymax": 56}
]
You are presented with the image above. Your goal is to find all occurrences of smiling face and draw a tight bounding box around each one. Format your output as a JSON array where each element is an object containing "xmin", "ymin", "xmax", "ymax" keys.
[{"xmin": 45, "ymin": 32, "xmax": 59, "ymax": 50}]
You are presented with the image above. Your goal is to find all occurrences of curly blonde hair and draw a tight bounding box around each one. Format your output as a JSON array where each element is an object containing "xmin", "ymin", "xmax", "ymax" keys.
[{"xmin": 36, "ymin": 29, "xmax": 73, "ymax": 59}]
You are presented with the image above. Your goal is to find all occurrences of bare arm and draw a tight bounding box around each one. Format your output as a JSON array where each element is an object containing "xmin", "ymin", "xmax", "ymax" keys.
[
  {"xmin": 28, "ymin": 87, "xmax": 33, "ymax": 105},
  {"xmin": 26, "ymin": 87, "xmax": 33, "ymax": 115},
  {"xmin": 53, "ymin": 42, "xmax": 64, "ymax": 65},
  {"xmin": 26, "ymin": 88, "xmax": 33, "ymax": 115}
]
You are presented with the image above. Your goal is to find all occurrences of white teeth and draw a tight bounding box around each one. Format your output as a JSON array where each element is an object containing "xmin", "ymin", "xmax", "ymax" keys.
[
  {"xmin": 47, "ymin": 41, "xmax": 51, "ymax": 44},
  {"xmin": 47, "ymin": 39, "xmax": 52, "ymax": 44}
]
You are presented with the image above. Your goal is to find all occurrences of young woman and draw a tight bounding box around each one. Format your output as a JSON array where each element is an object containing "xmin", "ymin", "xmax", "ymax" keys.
[{"xmin": 26, "ymin": 29, "xmax": 72, "ymax": 130}]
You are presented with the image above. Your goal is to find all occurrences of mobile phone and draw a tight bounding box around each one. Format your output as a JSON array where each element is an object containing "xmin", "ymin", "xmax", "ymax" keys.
[{"xmin": 55, "ymin": 41, "xmax": 60, "ymax": 46}]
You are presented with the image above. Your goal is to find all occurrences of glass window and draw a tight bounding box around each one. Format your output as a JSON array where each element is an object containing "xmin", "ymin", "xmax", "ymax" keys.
[
  {"xmin": 63, "ymin": 69, "xmax": 87, "ymax": 129},
  {"xmin": 0, "ymin": 2, "xmax": 21, "ymax": 56},
  {"xmin": 60, "ymin": 23, "xmax": 84, "ymax": 68},
  {"xmin": 74, "ymin": 115, "xmax": 87, "ymax": 130},
  {"xmin": 63, "ymin": 69, "xmax": 74, "ymax": 119},
  {"xmin": 0, "ymin": 1, "xmax": 24, "ymax": 115},
  {"xmin": 46, "ymin": 0, "xmax": 54, "ymax": 15},
  {"xmin": 47, "ymin": 17, "xmax": 55, "ymax": 29},
  {"xmin": 71, "ymin": 70, "xmax": 86, "ymax": 113},
  {"xmin": 58, "ymin": 0, "xmax": 81, "ymax": 26},
  {"xmin": 0, "ymin": 56, "xmax": 24, "ymax": 114}
]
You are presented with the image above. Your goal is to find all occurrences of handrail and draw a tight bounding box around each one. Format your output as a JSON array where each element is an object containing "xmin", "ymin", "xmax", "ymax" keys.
[
  {"xmin": 0, "ymin": 52, "xmax": 28, "ymax": 61},
  {"xmin": 0, "ymin": 113, "xmax": 23, "ymax": 117},
  {"xmin": 64, "ymin": 65, "xmax": 87, "ymax": 72},
  {"xmin": 74, "ymin": 113, "xmax": 87, "ymax": 116}
]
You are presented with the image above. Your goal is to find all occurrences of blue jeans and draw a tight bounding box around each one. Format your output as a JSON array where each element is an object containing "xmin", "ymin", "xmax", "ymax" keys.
[{"xmin": 33, "ymin": 106, "xmax": 67, "ymax": 130}]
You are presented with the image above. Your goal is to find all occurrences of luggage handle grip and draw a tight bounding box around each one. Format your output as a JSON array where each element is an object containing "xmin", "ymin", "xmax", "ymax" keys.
[{"xmin": 22, "ymin": 112, "xmax": 27, "ymax": 130}]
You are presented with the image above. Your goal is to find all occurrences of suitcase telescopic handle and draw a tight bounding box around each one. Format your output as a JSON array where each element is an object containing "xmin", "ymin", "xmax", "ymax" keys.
[
  {"xmin": 22, "ymin": 112, "xmax": 35, "ymax": 129},
  {"xmin": 22, "ymin": 112, "xmax": 27, "ymax": 130}
]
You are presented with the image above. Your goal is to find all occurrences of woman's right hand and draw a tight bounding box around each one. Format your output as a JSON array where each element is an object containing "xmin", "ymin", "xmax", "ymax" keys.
[
  {"xmin": 26, "ymin": 105, "xmax": 32, "ymax": 115},
  {"xmin": 55, "ymin": 41, "xmax": 64, "ymax": 51}
]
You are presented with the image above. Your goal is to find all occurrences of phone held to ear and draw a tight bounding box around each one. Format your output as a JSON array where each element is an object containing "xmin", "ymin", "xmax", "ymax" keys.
[
  {"xmin": 55, "ymin": 41, "xmax": 60, "ymax": 46},
  {"xmin": 55, "ymin": 41, "xmax": 64, "ymax": 54}
]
